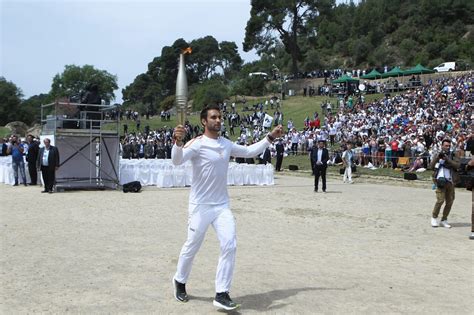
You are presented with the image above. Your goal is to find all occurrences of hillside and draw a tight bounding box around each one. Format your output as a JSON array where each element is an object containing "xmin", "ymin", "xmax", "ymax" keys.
[{"xmin": 303, "ymin": 0, "xmax": 474, "ymax": 70}]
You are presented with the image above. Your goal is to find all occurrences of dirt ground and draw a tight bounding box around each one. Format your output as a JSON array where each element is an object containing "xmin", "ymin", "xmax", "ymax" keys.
[{"xmin": 1, "ymin": 175, "xmax": 473, "ymax": 314}]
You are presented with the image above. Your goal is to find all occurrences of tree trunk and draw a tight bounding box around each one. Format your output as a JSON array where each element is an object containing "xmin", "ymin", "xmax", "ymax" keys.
[{"xmin": 291, "ymin": 4, "xmax": 300, "ymax": 76}]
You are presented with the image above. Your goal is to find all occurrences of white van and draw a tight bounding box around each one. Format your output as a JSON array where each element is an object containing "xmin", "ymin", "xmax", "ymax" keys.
[
  {"xmin": 433, "ymin": 62, "xmax": 456, "ymax": 72},
  {"xmin": 248, "ymin": 72, "xmax": 268, "ymax": 79}
]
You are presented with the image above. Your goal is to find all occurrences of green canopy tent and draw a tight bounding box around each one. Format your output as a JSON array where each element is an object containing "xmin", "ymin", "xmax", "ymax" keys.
[
  {"xmin": 332, "ymin": 74, "xmax": 360, "ymax": 83},
  {"xmin": 360, "ymin": 69, "xmax": 382, "ymax": 80},
  {"xmin": 403, "ymin": 64, "xmax": 435, "ymax": 75},
  {"xmin": 332, "ymin": 75, "xmax": 359, "ymax": 96},
  {"xmin": 381, "ymin": 66, "xmax": 404, "ymax": 78}
]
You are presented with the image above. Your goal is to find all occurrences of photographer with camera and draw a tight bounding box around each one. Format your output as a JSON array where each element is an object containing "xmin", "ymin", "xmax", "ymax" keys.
[
  {"xmin": 429, "ymin": 139, "xmax": 461, "ymax": 228},
  {"xmin": 6, "ymin": 135, "xmax": 27, "ymax": 186}
]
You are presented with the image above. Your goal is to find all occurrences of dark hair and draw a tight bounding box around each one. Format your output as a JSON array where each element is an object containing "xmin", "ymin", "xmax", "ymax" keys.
[
  {"xmin": 200, "ymin": 104, "xmax": 221, "ymax": 124},
  {"xmin": 441, "ymin": 139, "xmax": 451, "ymax": 145}
]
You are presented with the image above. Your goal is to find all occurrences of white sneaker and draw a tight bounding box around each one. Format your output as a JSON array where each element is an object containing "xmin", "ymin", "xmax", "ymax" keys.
[
  {"xmin": 470, "ymin": 233, "xmax": 474, "ymax": 240},
  {"xmin": 440, "ymin": 220, "xmax": 451, "ymax": 228},
  {"xmin": 431, "ymin": 218, "xmax": 439, "ymax": 227}
]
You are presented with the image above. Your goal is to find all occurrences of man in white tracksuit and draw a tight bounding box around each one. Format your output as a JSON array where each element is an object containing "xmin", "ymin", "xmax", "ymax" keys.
[{"xmin": 171, "ymin": 104, "xmax": 283, "ymax": 311}]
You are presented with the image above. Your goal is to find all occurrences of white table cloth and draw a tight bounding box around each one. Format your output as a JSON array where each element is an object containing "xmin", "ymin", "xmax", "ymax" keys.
[
  {"xmin": 119, "ymin": 159, "xmax": 274, "ymax": 188},
  {"xmin": 0, "ymin": 156, "xmax": 31, "ymax": 185}
]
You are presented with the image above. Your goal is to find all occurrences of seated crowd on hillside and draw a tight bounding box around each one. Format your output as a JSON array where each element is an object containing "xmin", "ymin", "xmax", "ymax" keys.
[{"xmin": 118, "ymin": 74, "xmax": 472, "ymax": 171}]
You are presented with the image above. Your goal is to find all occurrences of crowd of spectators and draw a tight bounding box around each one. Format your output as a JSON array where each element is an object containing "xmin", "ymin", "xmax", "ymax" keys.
[
  {"xmin": 118, "ymin": 73, "xmax": 472, "ymax": 173},
  {"xmin": 277, "ymin": 74, "xmax": 473, "ymax": 171}
]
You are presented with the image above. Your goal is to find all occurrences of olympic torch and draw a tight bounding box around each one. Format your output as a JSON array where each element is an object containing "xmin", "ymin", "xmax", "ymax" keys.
[{"xmin": 175, "ymin": 47, "xmax": 192, "ymax": 127}]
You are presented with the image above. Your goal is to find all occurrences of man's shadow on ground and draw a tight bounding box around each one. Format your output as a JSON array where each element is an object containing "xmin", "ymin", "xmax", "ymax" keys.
[
  {"xmin": 191, "ymin": 286, "xmax": 351, "ymax": 314},
  {"xmin": 450, "ymin": 222, "xmax": 471, "ymax": 228}
]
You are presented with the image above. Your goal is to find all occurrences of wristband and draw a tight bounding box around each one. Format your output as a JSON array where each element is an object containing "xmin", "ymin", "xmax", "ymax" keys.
[{"xmin": 266, "ymin": 133, "xmax": 275, "ymax": 142}]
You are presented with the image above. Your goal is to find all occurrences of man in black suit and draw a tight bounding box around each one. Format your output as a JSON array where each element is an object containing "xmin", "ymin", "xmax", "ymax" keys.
[
  {"xmin": 259, "ymin": 147, "xmax": 271, "ymax": 165},
  {"xmin": 275, "ymin": 138, "xmax": 284, "ymax": 171},
  {"xmin": 311, "ymin": 139, "xmax": 329, "ymax": 192},
  {"xmin": 26, "ymin": 134, "xmax": 40, "ymax": 185},
  {"xmin": 37, "ymin": 138, "xmax": 60, "ymax": 193}
]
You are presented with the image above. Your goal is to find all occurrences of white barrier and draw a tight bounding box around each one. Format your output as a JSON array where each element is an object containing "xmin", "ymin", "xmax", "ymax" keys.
[
  {"xmin": 119, "ymin": 159, "xmax": 274, "ymax": 187},
  {"xmin": 0, "ymin": 156, "xmax": 31, "ymax": 185}
]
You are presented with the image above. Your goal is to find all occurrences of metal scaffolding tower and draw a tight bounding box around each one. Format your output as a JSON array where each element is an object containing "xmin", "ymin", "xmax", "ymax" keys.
[{"xmin": 40, "ymin": 101, "xmax": 120, "ymax": 191}]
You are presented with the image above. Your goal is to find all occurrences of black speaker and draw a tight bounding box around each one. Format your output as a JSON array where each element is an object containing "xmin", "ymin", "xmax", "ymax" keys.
[
  {"xmin": 123, "ymin": 181, "xmax": 142, "ymax": 193},
  {"xmin": 288, "ymin": 165, "xmax": 299, "ymax": 171},
  {"xmin": 339, "ymin": 168, "xmax": 345, "ymax": 175},
  {"xmin": 404, "ymin": 173, "xmax": 417, "ymax": 180}
]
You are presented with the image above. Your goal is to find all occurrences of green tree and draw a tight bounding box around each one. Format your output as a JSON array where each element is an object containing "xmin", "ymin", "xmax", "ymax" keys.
[
  {"xmin": 191, "ymin": 79, "xmax": 229, "ymax": 110},
  {"xmin": 218, "ymin": 41, "xmax": 243, "ymax": 81},
  {"xmin": 188, "ymin": 36, "xmax": 220, "ymax": 81},
  {"xmin": 0, "ymin": 77, "xmax": 23, "ymax": 125},
  {"xmin": 20, "ymin": 93, "xmax": 53, "ymax": 125},
  {"xmin": 50, "ymin": 65, "xmax": 118, "ymax": 103},
  {"xmin": 160, "ymin": 95, "xmax": 175, "ymax": 111},
  {"xmin": 244, "ymin": 0, "xmax": 335, "ymax": 75}
]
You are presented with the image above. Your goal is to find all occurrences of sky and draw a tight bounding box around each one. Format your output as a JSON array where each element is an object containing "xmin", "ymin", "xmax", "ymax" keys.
[{"xmin": 1, "ymin": 0, "xmax": 259, "ymax": 102}]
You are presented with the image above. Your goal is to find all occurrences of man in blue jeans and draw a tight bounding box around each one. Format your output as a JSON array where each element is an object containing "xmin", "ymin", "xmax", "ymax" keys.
[{"xmin": 7, "ymin": 135, "xmax": 27, "ymax": 186}]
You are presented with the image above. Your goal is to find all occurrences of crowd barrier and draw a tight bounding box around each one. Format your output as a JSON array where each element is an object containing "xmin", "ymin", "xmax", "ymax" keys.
[
  {"xmin": 119, "ymin": 159, "xmax": 274, "ymax": 187},
  {"xmin": 0, "ymin": 156, "xmax": 31, "ymax": 185},
  {"xmin": 0, "ymin": 157, "xmax": 274, "ymax": 188}
]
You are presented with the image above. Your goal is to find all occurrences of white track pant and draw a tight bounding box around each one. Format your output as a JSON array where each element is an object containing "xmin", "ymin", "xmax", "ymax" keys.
[
  {"xmin": 174, "ymin": 203, "xmax": 236, "ymax": 293},
  {"xmin": 343, "ymin": 166, "xmax": 352, "ymax": 182}
]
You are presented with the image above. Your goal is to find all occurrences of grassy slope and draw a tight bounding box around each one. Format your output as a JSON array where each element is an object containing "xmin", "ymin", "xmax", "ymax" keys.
[{"xmin": 120, "ymin": 93, "xmax": 383, "ymax": 137}]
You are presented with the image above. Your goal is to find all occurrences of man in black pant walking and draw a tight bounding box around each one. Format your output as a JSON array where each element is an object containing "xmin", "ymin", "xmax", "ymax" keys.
[{"xmin": 311, "ymin": 140, "xmax": 329, "ymax": 192}]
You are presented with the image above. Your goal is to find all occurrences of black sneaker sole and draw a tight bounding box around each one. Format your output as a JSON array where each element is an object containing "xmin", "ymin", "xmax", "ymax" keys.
[
  {"xmin": 213, "ymin": 299, "xmax": 240, "ymax": 311},
  {"xmin": 172, "ymin": 278, "xmax": 188, "ymax": 303}
]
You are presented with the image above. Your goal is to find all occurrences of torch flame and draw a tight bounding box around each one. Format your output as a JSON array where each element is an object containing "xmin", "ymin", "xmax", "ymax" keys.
[{"xmin": 182, "ymin": 47, "xmax": 192, "ymax": 55}]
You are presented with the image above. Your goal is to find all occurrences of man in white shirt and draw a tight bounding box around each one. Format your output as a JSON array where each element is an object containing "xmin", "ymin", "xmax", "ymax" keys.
[
  {"xmin": 342, "ymin": 142, "xmax": 354, "ymax": 184},
  {"xmin": 171, "ymin": 104, "xmax": 283, "ymax": 310},
  {"xmin": 290, "ymin": 128, "xmax": 299, "ymax": 155}
]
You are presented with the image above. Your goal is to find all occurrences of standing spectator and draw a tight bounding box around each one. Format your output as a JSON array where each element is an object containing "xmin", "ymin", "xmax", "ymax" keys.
[
  {"xmin": 26, "ymin": 134, "xmax": 40, "ymax": 185},
  {"xmin": 342, "ymin": 142, "xmax": 354, "ymax": 184},
  {"xmin": 259, "ymin": 147, "xmax": 271, "ymax": 165},
  {"xmin": 137, "ymin": 140, "xmax": 145, "ymax": 159},
  {"xmin": 122, "ymin": 140, "xmax": 132, "ymax": 159},
  {"xmin": 7, "ymin": 135, "xmax": 27, "ymax": 186},
  {"xmin": 290, "ymin": 128, "xmax": 299, "ymax": 155},
  {"xmin": 144, "ymin": 139, "xmax": 155, "ymax": 159},
  {"xmin": 329, "ymin": 124, "xmax": 337, "ymax": 147},
  {"xmin": 429, "ymin": 139, "xmax": 460, "ymax": 228},
  {"xmin": 0, "ymin": 137, "xmax": 7, "ymax": 156},
  {"xmin": 311, "ymin": 140, "xmax": 329, "ymax": 192},
  {"xmin": 37, "ymin": 138, "xmax": 60, "ymax": 193},
  {"xmin": 275, "ymin": 138, "xmax": 284, "ymax": 171},
  {"xmin": 390, "ymin": 136, "xmax": 399, "ymax": 168},
  {"xmin": 136, "ymin": 116, "xmax": 141, "ymax": 131}
]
